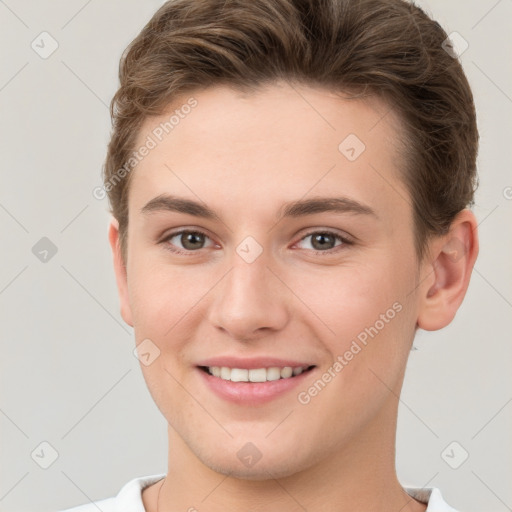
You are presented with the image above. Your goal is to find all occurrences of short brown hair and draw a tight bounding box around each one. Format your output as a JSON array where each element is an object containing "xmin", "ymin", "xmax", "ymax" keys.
[{"xmin": 103, "ymin": 0, "xmax": 479, "ymax": 264}]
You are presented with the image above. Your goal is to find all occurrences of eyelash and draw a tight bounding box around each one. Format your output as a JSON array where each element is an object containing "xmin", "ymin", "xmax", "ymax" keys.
[{"xmin": 160, "ymin": 229, "xmax": 353, "ymax": 256}]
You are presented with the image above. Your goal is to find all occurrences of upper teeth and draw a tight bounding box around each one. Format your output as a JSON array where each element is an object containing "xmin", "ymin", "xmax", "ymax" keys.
[{"xmin": 208, "ymin": 366, "xmax": 308, "ymax": 382}]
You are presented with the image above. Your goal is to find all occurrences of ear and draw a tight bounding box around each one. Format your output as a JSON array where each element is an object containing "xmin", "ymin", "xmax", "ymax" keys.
[
  {"xmin": 417, "ymin": 209, "xmax": 479, "ymax": 331},
  {"xmin": 108, "ymin": 217, "xmax": 134, "ymax": 327}
]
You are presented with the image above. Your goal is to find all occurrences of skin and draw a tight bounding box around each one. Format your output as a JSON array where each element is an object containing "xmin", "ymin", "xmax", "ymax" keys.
[{"xmin": 108, "ymin": 81, "xmax": 478, "ymax": 512}]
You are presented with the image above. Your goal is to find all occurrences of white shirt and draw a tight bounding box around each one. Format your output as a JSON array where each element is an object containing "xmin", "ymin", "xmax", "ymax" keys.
[{"xmin": 58, "ymin": 473, "xmax": 458, "ymax": 512}]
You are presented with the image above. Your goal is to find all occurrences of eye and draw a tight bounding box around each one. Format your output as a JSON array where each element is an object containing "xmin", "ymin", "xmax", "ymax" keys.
[
  {"xmin": 161, "ymin": 229, "xmax": 215, "ymax": 254},
  {"xmin": 295, "ymin": 230, "xmax": 352, "ymax": 254},
  {"xmin": 160, "ymin": 228, "xmax": 353, "ymax": 256}
]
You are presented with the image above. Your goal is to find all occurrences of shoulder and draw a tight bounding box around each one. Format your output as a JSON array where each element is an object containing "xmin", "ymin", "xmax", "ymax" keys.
[
  {"xmin": 56, "ymin": 473, "xmax": 166, "ymax": 512},
  {"xmin": 404, "ymin": 486, "xmax": 459, "ymax": 512}
]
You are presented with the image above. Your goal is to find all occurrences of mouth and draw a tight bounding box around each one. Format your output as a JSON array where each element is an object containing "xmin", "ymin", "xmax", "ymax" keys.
[
  {"xmin": 197, "ymin": 365, "xmax": 316, "ymax": 382},
  {"xmin": 194, "ymin": 357, "xmax": 318, "ymax": 404}
]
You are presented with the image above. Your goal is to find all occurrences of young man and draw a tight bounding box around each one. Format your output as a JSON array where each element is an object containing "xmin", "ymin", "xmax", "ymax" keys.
[{"xmin": 61, "ymin": 0, "xmax": 479, "ymax": 510}]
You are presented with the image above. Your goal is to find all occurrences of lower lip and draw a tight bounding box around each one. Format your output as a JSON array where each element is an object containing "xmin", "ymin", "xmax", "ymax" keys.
[{"xmin": 196, "ymin": 367, "xmax": 315, "ymax": 405}]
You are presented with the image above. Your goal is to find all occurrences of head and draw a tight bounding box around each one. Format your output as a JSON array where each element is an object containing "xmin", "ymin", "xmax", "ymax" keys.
[{"xmin": 105, "ymin": 0, "xmax": 479, "ymax": 479}]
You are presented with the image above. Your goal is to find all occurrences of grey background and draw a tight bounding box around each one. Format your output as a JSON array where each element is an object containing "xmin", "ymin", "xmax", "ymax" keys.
[{"xmin": 0, "ymin": 0, "xmax": 511, "ymax": 511}]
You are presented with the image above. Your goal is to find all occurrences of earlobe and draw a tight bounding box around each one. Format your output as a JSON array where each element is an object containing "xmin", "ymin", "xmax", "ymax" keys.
[
  {"xmin": 417, "ymin": 209, "xmax": 479, "ymax": 331},
  {"xmin": 108, "ymin": 218, "xmax": 134, "ymax": 327}
]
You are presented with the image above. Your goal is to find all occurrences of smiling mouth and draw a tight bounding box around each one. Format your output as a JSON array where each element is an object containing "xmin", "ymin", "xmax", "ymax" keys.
[{"xmin": 198, "ymin": 365, "xmax": 316, "ymax": 383}]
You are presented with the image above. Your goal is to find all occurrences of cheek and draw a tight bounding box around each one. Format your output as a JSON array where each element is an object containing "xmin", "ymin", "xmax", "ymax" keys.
[
  {"xmin": 291, "ymin": 261, "xmax": 404, "ymax": 339},
  {"xmin": 127, "ymin": 260, "xmax": 199, "ymax": 414},
  {"xmin": 126, "ymin": 257, "xmax": 218, "ymax": 381},
  {"xmin": 292, "ymin": 264, "xmax": 416, "ymax": 437},
  {"xmin": 293, "ymin": 256, "xmax": 417, "ymax": 380},
  {"xmin": 127, "ymin": 252, "xmax": 193, "ymax": 333}
]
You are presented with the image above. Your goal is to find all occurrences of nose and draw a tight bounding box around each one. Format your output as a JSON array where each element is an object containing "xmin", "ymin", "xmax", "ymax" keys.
[{"xmin": 207, "ymin": 252, "xmax": 290, "ymax": 342}]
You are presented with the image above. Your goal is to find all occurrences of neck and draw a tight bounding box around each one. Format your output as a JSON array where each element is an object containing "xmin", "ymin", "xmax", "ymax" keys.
[{"xmin": 146, "ymin": 394, "xmax": 426, "ymax": 512}]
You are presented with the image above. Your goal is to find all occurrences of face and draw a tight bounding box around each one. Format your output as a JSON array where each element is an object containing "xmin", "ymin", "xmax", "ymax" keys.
[{"xmin": 114, "ymin": 82, "xmax": 425, "ymax": 479}]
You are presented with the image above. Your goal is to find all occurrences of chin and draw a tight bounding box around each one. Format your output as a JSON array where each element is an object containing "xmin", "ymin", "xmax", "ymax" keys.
[
  {"xmin": 193, "ymin": 432, "xmax": 326, "ymax": 481},
  {"xmin": 202, "ymin": 454, "xmax": 303, "ymax": 481}
]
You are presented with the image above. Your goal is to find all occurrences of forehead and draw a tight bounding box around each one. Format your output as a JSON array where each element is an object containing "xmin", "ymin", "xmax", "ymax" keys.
[
  {"xmin": 128, "ymin": 82, "xmax": 408, "ymax": 222},
  {"xmin": 136, "ymin": 82, "xmax": 402, "ymax": 152}
]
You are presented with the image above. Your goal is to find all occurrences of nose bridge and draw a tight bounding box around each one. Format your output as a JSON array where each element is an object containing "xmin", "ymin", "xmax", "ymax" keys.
[
  {"xmin": 208, "ymin": 240, "xmax": 289, "ymax": 338},
  {"xmin": 226, "ymin": 231, "xmax": 275, "ymax": 295},
  {"xmin": 229, "ymin": 246, "xmax": 271, "ymax": 297}
]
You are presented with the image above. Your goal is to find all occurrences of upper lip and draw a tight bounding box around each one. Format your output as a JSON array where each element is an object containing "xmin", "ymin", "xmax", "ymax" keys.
[{"xmin": 196, "ymin": 356, "xmax": 316, "ymax": 370}]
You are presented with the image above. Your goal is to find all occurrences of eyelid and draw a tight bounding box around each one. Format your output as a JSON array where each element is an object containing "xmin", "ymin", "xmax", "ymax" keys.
[
  {"xmin": 292, "ymin": 229, "xmax": 354, "ymax": 255},
  {"xmin": 297, "ymin": 228, "xmax": 355, "ymax": 245},
  {"xmin": 160, "ymin": 228, "xmax": 217, "ymax": 254}
]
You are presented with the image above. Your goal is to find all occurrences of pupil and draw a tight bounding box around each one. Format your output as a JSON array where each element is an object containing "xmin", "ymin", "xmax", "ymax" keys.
[
  {"xmin": 183, "ymin": 232, "xmax": 203, "ymax": 250},
  {"xmin": 313, "ymin": 233, "xmax": 333, "ymax": 250}
]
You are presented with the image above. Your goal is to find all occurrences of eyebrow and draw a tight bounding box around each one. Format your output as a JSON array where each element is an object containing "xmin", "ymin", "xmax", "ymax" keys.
[{"xmin": 140, "ymin": 194, "xmax": 377, "ymax": 221}]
